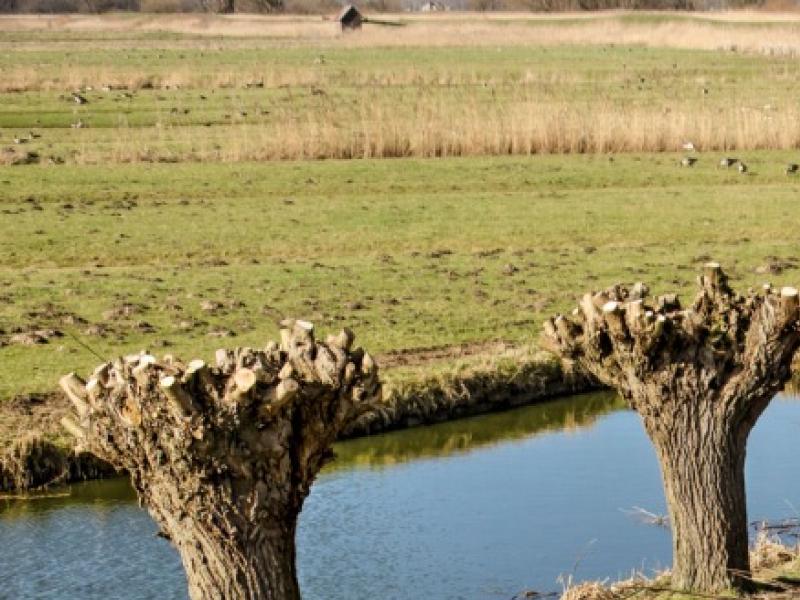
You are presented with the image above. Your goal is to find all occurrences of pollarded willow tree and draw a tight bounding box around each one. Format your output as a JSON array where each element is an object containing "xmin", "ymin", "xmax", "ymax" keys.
[
  {"xmin": 543, "ymin": 263, "xmax": 800, "ymax": 593},
  {"xmin": 59, "ymin": 319, "xmax": 380, "ymax": 600}
]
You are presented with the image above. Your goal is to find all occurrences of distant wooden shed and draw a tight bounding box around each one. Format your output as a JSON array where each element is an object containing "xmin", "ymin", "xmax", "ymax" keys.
[{"xmin": 338, "ymin": 4, "xmax": 363, "ymax": 30}]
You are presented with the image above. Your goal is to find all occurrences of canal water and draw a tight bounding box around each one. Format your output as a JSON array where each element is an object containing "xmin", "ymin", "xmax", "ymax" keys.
[{"xmin": 2, "ymin": 391, "xmax": 800, "ymax": 600}]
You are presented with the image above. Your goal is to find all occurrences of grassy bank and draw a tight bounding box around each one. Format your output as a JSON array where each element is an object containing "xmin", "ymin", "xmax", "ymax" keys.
[{"xmin": 0, "ymin": 344, "xmax": 600, "ymax": 489}]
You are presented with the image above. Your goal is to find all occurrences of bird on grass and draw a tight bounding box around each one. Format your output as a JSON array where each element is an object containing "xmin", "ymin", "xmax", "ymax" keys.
[
  {"xmin": 738, "ymin": 162, "xmax": 748, "ymax": 174},
  {"xmin": 786, "ymin": 163, "xmax": 799, "ymax": 175},
  {"xmin": 719, "ymin": 157, "xmax": 738, "ymax": 168},
  {"xmin": 71, "ymin": 92, "xmax": 89, "ymax": 105},
  {"xmin": 681, "ymin": 156, "xmax": 697, "ymax": 167}
]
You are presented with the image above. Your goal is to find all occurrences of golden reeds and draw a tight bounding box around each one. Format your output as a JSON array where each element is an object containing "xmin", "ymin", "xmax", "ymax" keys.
[
  {"xmin": 3, "ymin": 12, "xmax": 800, "ymax": 56},
  {"xmin": 58, "ymin": 99, "xmax": 800, "ymax": 165}
]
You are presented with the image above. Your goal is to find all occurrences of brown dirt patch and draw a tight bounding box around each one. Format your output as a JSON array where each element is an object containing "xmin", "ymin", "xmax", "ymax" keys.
[
  {"xmin": 0, "ymin": 391, "xmax": 69, "ymax": 451},
  {"xmin": 376, "ymin": 340, "xmax": 513, "ymax": 369}
]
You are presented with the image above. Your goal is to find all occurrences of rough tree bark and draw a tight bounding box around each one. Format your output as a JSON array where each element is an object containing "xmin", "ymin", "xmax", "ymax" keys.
[
  {"xmin": 543, "ymin": 263, "xmax": 800, "ymax": 593},
  {"xmin": 59, "ymin": 319, "xmax": 380, "ymax": 600}
]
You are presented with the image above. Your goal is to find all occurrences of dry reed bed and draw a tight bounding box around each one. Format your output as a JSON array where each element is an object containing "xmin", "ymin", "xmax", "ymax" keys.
[
  {"xmin": 0, "ymin": 63, "xmax": 681, "ymax": 95},
  {"xmin": 35, "ymin": 102, "xmax": 800, "ymax": 165},
  {"xmin": 338, "ymin": 18, "xmax": 800, "ymax": 55},
  {"xmin": 0, "ymin": 65, "xmax": 566, "ymax": 93},
  {"xmin": 2, "ymin": 12, "xmax": 800, "ymax": 54}
]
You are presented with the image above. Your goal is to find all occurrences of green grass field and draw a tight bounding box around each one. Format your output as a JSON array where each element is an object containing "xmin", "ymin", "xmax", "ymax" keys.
[
  {"xmin": 3, "ymin": 13, "xmax": 800, "ymax": 399},
  {"xmin": 3, "ymin": 152, "xmax": 800, "ymax": 396}
]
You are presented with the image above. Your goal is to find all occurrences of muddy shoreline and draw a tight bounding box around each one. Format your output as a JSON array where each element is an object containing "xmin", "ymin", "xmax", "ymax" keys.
[{"xmin": 0, "ymin": 346, "xmax": 598, "ymax": 494}]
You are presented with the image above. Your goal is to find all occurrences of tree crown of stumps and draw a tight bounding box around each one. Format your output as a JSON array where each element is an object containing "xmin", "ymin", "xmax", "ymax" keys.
[
  {"xmin": 59, "ymin": 319, "xmax": 381, "ymax": 600},
  {"xmin": 543, "ymin": 263, "xmax": 800, "ymax": 411},
  {"xmin": 60, "ymin": 318, "xmax": 380, "ymax": 499}
]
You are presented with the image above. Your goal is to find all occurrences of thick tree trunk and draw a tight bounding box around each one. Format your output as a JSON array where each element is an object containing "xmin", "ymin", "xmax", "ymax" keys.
[
  {"xmin": 174, "ymin": 517, "xmax": 300, "ymax": 600},
  {"xmin": 543, "ymin": 263, "xmax": 800, "ymax": 594},
  {"xmin": 646, "ymin": 414, "xmax": 750, "ymax": 592},
  {"xmin": 60, "ymin": 320, "xmax": 380, "ymax": 600}
]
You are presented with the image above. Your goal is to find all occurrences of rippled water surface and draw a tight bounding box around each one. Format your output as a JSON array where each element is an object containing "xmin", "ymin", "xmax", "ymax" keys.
[{"xmin": 3, "ymin": 392, "xmax": 800, "ymax": 600}]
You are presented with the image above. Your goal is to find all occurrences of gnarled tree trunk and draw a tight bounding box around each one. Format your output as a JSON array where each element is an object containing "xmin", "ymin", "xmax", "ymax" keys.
[
  {"xmin": 649, "ymin": 412, "xmax": 750, "ymax": 592},
  {"xmin": 543, "ymin": 263, "xmax": 800, "ymax": 593},
  {"xmin": 60, "ymin": 319, "xmax": 380, "ymax": 600},
  {"xmin": 170, "ymin": 517, "xmax": 299, "ymax": 599}
]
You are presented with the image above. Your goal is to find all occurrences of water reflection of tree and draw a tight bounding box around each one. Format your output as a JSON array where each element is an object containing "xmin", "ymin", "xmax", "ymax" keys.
[
  {"xmin": 328, "ymin": 391, "xmax": 625, "ymax": 471},
  {"xmin": 1, "ymin": 393, "xmax": 627, "ymax": 514}
]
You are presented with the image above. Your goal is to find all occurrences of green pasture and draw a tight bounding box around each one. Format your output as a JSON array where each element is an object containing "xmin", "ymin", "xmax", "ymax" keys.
[{"xmin": 2, "ymin": 152, "xmax": 800, "ymax": 396}]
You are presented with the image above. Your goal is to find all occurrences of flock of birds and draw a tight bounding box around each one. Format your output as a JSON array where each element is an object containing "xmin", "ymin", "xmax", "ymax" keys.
[
  {"xmin": 680, "ymin": 142, "xmax": 799, "ymax": 175},
  {"xmin": 10, "ymin": 131, "xmax": 40, "ymax": 145}
]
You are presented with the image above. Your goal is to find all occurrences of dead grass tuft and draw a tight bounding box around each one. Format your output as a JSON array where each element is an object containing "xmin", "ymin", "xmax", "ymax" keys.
[
  {"xmin": 560, "ymin": 580, "xmax": 620, "ymax": 600},
  {"xmin": 751, "ymin": 531, "xmax": 800, "ymax": 573},
  {"xmin": 558, "ymin": 537, "xmax": 800, "ymax": 600}
]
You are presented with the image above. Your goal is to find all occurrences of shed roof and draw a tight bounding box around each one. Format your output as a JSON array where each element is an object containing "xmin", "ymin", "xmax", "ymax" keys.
[{"xmin": 337, "ymin": 4, "xmax": 362, "ymax": 22}]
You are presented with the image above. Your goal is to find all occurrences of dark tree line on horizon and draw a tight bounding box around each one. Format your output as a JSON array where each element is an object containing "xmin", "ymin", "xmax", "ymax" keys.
[{"xmin": 0, "ymin": 0, "xmax": 776, "ymax": 16}]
